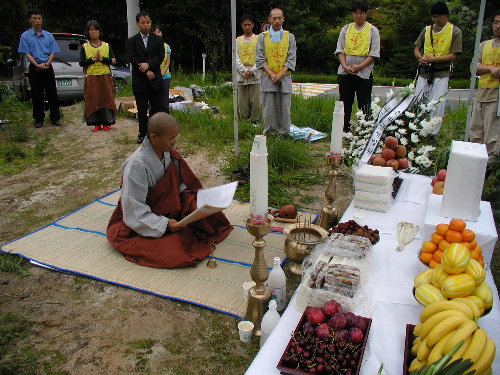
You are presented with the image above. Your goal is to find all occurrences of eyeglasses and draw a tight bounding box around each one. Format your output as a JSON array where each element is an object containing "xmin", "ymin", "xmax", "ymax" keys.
[{"xmin": 168, "ymin": 135, "xmax": 179, "ymax": 142}]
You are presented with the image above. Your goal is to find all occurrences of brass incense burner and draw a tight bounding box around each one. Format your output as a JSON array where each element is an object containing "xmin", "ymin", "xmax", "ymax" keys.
[
  {"xmin": 283, "ymin": 219, "xmax": 329, "ymax": 275},
  {"xmin": 243, "ymin": 217, "xmax": 272, "ymax": 336}
]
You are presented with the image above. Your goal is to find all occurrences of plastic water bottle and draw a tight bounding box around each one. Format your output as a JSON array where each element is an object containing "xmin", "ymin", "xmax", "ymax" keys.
[
  {"xmin": 260, "ymin": 299, "xmax": 280, "ymax": 347},
  {"xmin": 267, "ymin": 256, "xmax": 286, "ymax": 312}
]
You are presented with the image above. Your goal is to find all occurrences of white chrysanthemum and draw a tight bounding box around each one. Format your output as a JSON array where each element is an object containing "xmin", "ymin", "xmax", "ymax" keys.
[
  {"xmin": 408, "ymin": 82, "xmax": 415, "ymax": 90},
  {"xmin": 405, "ymin": 111, "xmax": 415, "ymax": 118},
  {"xmin": 411, "ymin": 133, "xmax": 420, "ymax": 143},
  {"xmin": 387, "ymin": 125, "xmax": 398, "ymax": 131},
  {"xmin": 374, "ymin": 96, "xmax": 381, "ymax": 103},
  {"xmin": 355, "ymin": 110, "xmax": 364, "ymax": 118},
  {"xmin": 387, "ymin": 89, "xmax": 394, "ymax": 100},
  {"xmin": 408, "ymin": 151, "xmax": 415, "ymax": 160},
  {"xmin": 400, "ymin": 137, "xmax": 408, "ymax": 146},
  {"xmin": 409, "ymin": 122, "xmax": 417, "ymax": 131},
  {"xmin": 398, "ymin": 128, "xmax": 407, "ymax": 135},
  {"xmin": 395, "ymin": 119, "xmax": 404, "ymax": 126}
]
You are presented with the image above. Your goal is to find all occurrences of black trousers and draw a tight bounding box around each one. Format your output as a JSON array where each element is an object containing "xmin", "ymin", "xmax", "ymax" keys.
[
  {"xmin": 133, "ymin": 85, "xmax": 167, "ymax": 138},
  {"xmin": 28, "ymin": 64, "xmax": 60, "ymax": 123},
  {"xmin": 338, "ymin": 73, "xmax": 373, "ymax": 131}
]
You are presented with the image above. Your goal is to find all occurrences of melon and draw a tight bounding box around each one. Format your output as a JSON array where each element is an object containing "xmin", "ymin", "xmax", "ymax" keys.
[
  {"xmin": 441, "ymin": 243, "xmax": 470, "ymax": 274},
  {"xmin": 441, "ymin": 274, "xmax": 476, "ymax": 298},
  {"xmin": 414, "ymin": 268, "xmax": 433, "ymax": 288},
  {"xmin": 430, "ymin": 265, "xmax": 449, "ymax": 288},
  {"xmin": 473, "ymin": 282, "xmax": 493, "ymax": 310},
  {"xmin": 415, "ymin": 284, "xmax": 446, "ymax": 306},
  {"xmin": 464, "ymin": 258, "xmax": 486, "ymax": 286}
]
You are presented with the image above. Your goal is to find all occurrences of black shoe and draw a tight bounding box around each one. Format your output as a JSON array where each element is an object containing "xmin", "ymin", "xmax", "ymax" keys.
[
  {"xmin": 34, "ymin": 122, "xmax": 43, "ymax": 128},
  {"xmin": 137, "ymin": 135, "xmax": 145, "ymax": 144},
  {"xmin": 52, "ymin": 121, "xmax": 61, "ymax": 126}
]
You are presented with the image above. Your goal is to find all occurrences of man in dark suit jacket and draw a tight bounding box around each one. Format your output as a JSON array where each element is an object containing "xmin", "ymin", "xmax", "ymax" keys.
[{"xmin": 127, "ymin": 11, "xmax": 166, "ymax": 143}]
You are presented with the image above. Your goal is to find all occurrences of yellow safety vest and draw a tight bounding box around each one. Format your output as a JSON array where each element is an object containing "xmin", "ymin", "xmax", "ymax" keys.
[
  {"xmin": 237, "ymin": 35, "xmax": 257, "ymax": 66},
  {"xmin": 160, "ymin": 43, "xmax": 170, "ymax": 73},
  {"xmin": 344, "ymin": 22, "xmax": 371, "ymax": 56},
  {"xmin": 423, "ymin": 22, "xmax": 453, "ymax": 56},
  {"xmin": 479, "ymin": 40, "xmax": 500, "ymax": 88},
  {"xmin": 263, "ymin": 31, "xmax": 290, "ymax": 75},
  {"xmin": 84, "ymin": 42, "xmax": 110, "ymax": 75}
]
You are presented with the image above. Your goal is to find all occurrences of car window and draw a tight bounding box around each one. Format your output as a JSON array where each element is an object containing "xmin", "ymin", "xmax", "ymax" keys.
[{"xmin": 55, "ymin": 39, "xmax": 84, "ymax": 62}]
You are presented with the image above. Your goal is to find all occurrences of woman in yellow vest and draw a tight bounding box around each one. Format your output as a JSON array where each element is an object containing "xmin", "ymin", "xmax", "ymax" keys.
[
  {"xmin": 335, "ymin": 0, "xmax": 380, "ymax": 132},
  {"xmin": 414, "ymin": 1, "xmax": 462, "ymax": 133},
  {"xmin": 79, "ymin": 20, "xmax": 117, "ymax": 132},
  {"xmin": 470, "ymin": 10, "xmax": 500, "ymax": 162}
]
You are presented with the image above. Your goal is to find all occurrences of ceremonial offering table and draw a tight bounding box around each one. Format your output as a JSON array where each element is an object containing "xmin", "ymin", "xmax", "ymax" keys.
[{"xmin": 245, "ymin": 173, "xmax": 500, "ymax": 375}]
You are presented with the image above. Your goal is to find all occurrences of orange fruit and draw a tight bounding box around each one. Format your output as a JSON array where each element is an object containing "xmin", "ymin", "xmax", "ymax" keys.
[
  {"xmin": 431, "ymin": 232, "xmax": 445, "ymax": 245},
  {"xmin": 429, "ymin": 259, "xmax": 439, "ymax": 269},
  {"xmin": 422, "ymin": 241, "xmax": 438, "ymax": 253},
  {"xmin": 478, "ymin": 259, "xmax": 485, "ymax": 268},
  {"xmin": 470, "ymin": 249, "xmax": 481, "ymax": 261},
  {"xmin": 460, "ymin": 242, "xmax": 473, "ymax": 250},
  {"xmin": 435, "ymin": 224, "xmax": 449, "ymax": 236},
  {"xmin": 470, "ymin": 239, "xmax": 477, "ymax": 248},
  {"xmin": 474, "ymin": 245, "xmax": 482, "ymax": 254},
  {"xmin": 446, "ymin": 230, "xmax": 463, "ymax": 244},
  {"xmin": 462, "ymin": 229, "xmax": 475, "ymax": 242},
  {"xmin": 449, "ymin": 218, "xmax": 466, "ymax": 232},
  {"xmin": 433, "ymin": 250, "xmax": 443, "ymax": 263},
  {"xmin": 420, "ymin": 252, "xmax": 433, "ymax": 264},
  {"xmin": 439, "ymin": 240, "xmax": 451, "ymax": 251}
]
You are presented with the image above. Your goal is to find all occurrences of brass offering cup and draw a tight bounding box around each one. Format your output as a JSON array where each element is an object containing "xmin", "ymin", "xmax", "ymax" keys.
[{"xmin": 283, "ymin": 223, "xmax": 329, "ymax": 275}]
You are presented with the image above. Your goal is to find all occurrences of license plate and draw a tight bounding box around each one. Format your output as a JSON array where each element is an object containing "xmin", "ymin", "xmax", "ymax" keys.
[{"xmin": 57, "ymin": 79, "xmax": 73, "ymax": 87}]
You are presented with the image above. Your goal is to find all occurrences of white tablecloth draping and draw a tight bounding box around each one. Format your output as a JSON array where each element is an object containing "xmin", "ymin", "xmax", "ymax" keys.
[{"xmin": 245, "ymin": 173, "xmax": 499, "ymax": 375}]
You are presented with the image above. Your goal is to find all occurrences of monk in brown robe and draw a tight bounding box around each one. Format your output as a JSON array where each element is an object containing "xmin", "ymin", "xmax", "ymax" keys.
[{"xmin": 107, "ymin": 112, "xmax": 233, "ymax": 268}]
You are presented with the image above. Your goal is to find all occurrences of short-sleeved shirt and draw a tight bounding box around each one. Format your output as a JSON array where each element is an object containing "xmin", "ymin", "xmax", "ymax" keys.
[
  {"xmin": 335, "ymin": 22, "xmax": 380, "ymax": 79},
  {"xmin": 18, "ymin": 28, "xmax": 60, "ymax": 64},
  {"xmin": 475, "ymin": 40, "xmax": 500, "ymax": 103},
  {"xmin": 415, "ymin": 24, "xmax": 462, "ymax": 78}
]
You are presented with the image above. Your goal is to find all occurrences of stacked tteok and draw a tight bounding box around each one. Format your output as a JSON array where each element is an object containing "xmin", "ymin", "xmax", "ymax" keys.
[{"xmin": 354, "ymin": 164, "xmax": 395, "ymax": 212}]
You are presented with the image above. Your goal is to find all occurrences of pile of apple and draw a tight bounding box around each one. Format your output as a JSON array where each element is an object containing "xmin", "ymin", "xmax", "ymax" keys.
[
  {"xmin": 431, "ymin": 169, "xmax": 447, "ymax": 195},
  {"xmin": 369, "ymin": 136, "xmax": 408, "ymax": 171},
  {"xmin": 280, "ymin": 300, "xmax": 369, "ymax": 375}
]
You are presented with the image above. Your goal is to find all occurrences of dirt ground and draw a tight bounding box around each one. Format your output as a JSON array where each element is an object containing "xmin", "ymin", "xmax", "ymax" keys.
[{"xmin": 0, "ymin": 103, "xmax": 354, "ymax": 375}]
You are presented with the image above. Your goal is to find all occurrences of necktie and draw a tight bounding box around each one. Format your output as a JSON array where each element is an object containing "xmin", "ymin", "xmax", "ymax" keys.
[{"xmin": 143, "ymin": 35, "xmax": 148, "ymax": 48}]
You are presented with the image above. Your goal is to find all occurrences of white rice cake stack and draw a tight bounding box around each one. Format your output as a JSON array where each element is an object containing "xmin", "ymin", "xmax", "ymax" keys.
[{"xmin": 354, "ymin": 164, "xmax": 395, "ymax": 212}]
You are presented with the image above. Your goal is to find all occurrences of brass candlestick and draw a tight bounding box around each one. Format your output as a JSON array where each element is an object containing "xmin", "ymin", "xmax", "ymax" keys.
[
  {"xmin": 318, "ymin": 154, "xmax": 342, "ymax": 230},
  {"xmin": 244, "ymin": 217, "xmax": 272, "ymax": 336}
]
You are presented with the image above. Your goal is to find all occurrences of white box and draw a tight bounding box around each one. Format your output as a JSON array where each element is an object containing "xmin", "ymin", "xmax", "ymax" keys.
[{"xmin": 441, "ymin": 141, "xmax": 488, "ymax": 221}]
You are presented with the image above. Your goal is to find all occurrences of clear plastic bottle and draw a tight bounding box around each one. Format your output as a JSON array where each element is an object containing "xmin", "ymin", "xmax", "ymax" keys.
[
  {"xmin": 267, "ymin": 256, "xmax": 287, "ymax": 312},
  {"xmin": 260, "ymin": 299, "xmax": 280, "ymax": 347}
]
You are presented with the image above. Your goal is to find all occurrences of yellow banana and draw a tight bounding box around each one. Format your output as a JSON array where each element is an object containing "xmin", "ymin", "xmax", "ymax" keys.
[
  {"xmin": 413, "ymin": 322, "xmax": 422, "ymax": 336},
  {"xmin": 408, "ymin": 357, "xmax": 425, "ymax": 372},
  {"xmin": 417, "ymin": 336, "xmax": 432, "ymax": 362},
  {"xmin": 453, "ymin": 297, "xmax": 481, "ymax": 321},
  {"xmin": 419, "ymin": 300, "xmax": 473, "ymax": 322},
  {"xmin": 450, "ymin": 334, "xmax": 472, "ymax": 362},
  {"xmin": 427, "ymin": 331, "xmax": 453, "ymax": 364},
  {"xmin": 478, "ymin": 366, "xmax": 492, "ymax": 375},
  {"xmin": 426, "ymin": 314, "xmax": 469, "ymax": 347},
  {"xmin": 413, "ymin": 336, "xmax": 421, "ymax": 347},
  {"xmin": 418, "ymin": 310, "xmax": 465, "ymax": 339},
  {"xmin": 462, "ymin": 328, "xmax": 487, "ymax": 363},
  {"xmin": 442, "ymin": 319, "xmax": 477, "ymax": 354},
  {"xmin": 467, "ymin": 337, "xmax": 496, "ymax": 375},
  {"xmin": 411, "ymin": 342, "xmax": 419, "ymax": 356}
]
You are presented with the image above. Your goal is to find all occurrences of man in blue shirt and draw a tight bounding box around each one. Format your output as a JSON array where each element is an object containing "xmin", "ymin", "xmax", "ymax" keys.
[{"xmin": 18, "ymin": 9, "xmax": 61, "ymax": 128}]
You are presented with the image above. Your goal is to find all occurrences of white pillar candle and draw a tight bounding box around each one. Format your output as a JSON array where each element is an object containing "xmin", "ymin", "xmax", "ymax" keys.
[
  {"xmin": 330, "ymin": 101, "xmax": 344, "ymax": 156},
  {"xmin": 441, "ymin": 141, "xmax": 488, "ymax": 221},
  {"xmin": 250, "ymin": 135, "xmax": 268, "ymax": 221}
]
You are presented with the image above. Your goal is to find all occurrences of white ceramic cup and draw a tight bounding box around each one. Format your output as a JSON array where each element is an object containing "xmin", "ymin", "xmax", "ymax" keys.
[
  {"xmin": 242, "ymin": 281, "xmax": 256, "ymax": 300},
  {"xmin": 238, "ymin": 320, "xmax": 254, "ymax": 342}
]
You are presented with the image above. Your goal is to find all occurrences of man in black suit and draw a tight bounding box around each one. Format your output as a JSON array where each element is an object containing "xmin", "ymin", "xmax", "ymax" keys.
[{"xmin": 127, "ymin": 11, "xmax": 166, "ymax": 143}]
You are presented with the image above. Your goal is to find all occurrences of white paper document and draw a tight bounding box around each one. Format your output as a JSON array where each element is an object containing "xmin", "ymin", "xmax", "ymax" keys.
[{"xmin": 178, "ymin": 181, "xmax": 237, "ymax": 225}]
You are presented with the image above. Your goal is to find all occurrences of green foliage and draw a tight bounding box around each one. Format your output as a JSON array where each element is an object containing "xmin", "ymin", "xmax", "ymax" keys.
[
  {"xmin": 291, "ymin": 94, "xmax": 334, "ymax": 133},
  {"xmin": 7, "ymin": 122, "xmax": 30, "ymax": 143},
  {"xmin": 0, "ymin": 253, "xmax": 31, "ymax": 277}
]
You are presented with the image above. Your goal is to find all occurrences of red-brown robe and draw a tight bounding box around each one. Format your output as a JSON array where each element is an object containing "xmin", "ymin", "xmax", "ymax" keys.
[{"xmin": 106, "ymin": 149, "xmax": 233, "ymax": 268}]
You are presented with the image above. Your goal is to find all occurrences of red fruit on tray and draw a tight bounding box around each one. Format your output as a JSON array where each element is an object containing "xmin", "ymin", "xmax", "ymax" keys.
[
  {"xmin": 386, "ymin": 159, "xmax": 399, "ymax": 171},
  {"xmin": 394, "ymin": 145, "xmax": 407, "ymax": 158},
  {"xmin": 431, "ymin": 175, "xmax": 439, "ymax": 186},
  {"xmin": 397, "ymin": 158, "xmax": 409, "ymax": 170},
  {"xmin": 381, "ymin": 148, "xmax": 396, "ymax": 161},
  {"xmin": 328, "ymin": 312, "xmax": 347, "ymax": 330},
  {"xmin": 307, "ymin": 307, "xmax": 325, "ymax": 324},
  {"xmin": 353, "ymin": 315, "xmax": 367, "ymax": 332},
  {"xmin": 343, "ymin": 312, "xmax": 356, "ymax": 327},
  {"xmin": 372, "ymin": 156, "xmax": 387, "ymax": 167},
  {"xmin": 349, "ymin": 327, "xmax": 364, "ymax": 344},
  {"xmin": 437, "ymin": 169, "xmax": 447, "ymax": 181},
  {"xmin": 323, "ymin": 300, "xmax": 342, "ymax": 316},
  {"xmin": 369, "ymin": 154, "xmax": 379, "ymax": 163},
  {"xmin": 384, "ymin": 136, "xmax": 399, "ymax": 149},
  {"xmin": 315, "ymin": 323, "xmax": 331, "ymax": 338}
]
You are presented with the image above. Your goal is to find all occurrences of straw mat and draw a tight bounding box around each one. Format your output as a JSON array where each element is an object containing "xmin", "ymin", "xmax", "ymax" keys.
[{"xmin": 1, "ymin": 190, "xmax": 317, "ymax": 318}]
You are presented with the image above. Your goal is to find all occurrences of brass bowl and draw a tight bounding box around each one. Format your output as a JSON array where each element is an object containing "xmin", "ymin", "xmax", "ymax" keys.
[{"xmin": 283, "ymin": 223, "xmax": 329, "ymax": 275}]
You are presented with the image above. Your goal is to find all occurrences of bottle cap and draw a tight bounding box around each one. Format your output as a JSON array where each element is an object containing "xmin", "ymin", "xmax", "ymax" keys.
[
  {"xmin": 269, "ymin": 300, "xmax": 277, "ymax": 309},
  {"xmin": 274, "ymin": 256, "xmax": 281, "ymax": 263},
  {"xmin": 251, "ymin": 135, "xmax": 267, "ymax": 156}
]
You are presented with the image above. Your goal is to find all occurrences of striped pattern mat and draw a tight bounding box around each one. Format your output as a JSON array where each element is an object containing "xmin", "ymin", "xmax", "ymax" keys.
[
  {"xmin": 1, "ymin": 190, "xmax": 317, "ymax": 318},
  {"xmin": 292, "ymin": 83, "xmax": 338, "ymax": 98}
]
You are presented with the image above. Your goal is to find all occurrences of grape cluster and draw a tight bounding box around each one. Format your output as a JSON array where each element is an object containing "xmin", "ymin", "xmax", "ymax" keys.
[
  {"xmin": 279, "ymin": 300, "xmax": 369, "ymax": 374},
  {"xmin": 328, "ymin": 220, "xmax": 380, "ymax": 244}
]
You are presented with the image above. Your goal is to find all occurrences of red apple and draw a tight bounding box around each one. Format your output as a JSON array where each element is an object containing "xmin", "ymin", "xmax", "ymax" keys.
[
  {"xmin": 381, "ymin": 148, "xmax": 396, "ymax": 161},
  {"xmin": 394, "ymin": 145, "xmax": 407, "ymax": 158},
  {"xmin": 437, "ymin": 169, "xmax": 447, "ymax": 181},
  {"xmin": 386, "ymin": 159, "xmax": 399, "ymax": 171},
  {"xmin": 397, "ymin": 158, "xmax": 409, "ymax": 170},
  {"xmin": 372, "ymin": 156, "xmax": 387, "ymax": 167},
  {"xmin": 369, "ymin": 154, "xmax": 379, "ymax": 163},
  {"xmin": 384, "ymin": 136, "xmax": 399, "ymax": 149}
]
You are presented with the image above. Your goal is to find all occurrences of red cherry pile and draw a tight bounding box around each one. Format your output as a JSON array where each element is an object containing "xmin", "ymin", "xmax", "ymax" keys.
[
  {"xmin": 280, "ymin": 300, "xmax": 370, "ymax": 375},
  {"xmin": 328, "ymin": 220, "xmax": 380, "ymax": 244}
]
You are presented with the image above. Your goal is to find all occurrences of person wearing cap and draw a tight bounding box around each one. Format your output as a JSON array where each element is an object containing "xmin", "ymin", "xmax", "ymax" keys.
[
  {"xmin": 470, "ymin": 9, "xmax": 500, "ymax": 163},
  {"xmin": 335, "ymin": 0, "xmax": 380, "ymax": 132},
  {"xmin": 235, "ymin": 14, "xmax": 261, "ymax": 124},
  {"xmin": 414, "ymin": 1, "xmax": 462, "ymax": 133},
  {"xmin": 255, "ymin": 8, "xmax": 296, "ymax": 135}
]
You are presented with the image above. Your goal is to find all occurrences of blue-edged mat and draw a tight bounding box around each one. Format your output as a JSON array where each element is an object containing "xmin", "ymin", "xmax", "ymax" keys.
[{"xmin": 1, "ymin": 190, "xmax": 317, "ymax": 318}]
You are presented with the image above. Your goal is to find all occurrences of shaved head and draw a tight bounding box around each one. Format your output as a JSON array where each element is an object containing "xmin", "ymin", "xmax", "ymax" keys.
[{"xmin": 147, "ymin": 112, "xmax": 178, "ymax": 136}]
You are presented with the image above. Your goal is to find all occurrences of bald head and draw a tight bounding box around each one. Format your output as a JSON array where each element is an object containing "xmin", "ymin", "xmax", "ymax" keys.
[{"xmin": 147, "ymin": 112, "xmax": 179, "ymax": 136}]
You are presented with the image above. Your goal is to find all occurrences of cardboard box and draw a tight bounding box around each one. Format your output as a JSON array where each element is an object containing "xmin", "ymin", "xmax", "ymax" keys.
[{"xmin": 115, "ymin": 97, "xmax": 137, "ymax": 118}]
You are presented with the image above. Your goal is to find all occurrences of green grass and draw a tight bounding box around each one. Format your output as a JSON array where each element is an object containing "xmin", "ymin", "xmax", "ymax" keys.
[{"xmin": 0, "ymin": 253, "xmax": 31, "ymax": 277}]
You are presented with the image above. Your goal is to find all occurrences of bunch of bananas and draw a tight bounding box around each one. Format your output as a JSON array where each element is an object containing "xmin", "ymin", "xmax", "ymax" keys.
[{"xmin": 409, "ymin": 300, "xmax": 496, "ymax": 374}]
